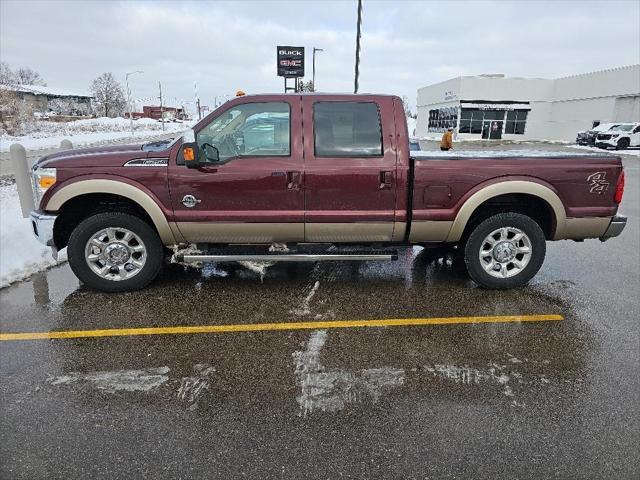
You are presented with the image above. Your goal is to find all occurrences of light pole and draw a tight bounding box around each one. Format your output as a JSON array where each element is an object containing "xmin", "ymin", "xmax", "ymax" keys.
[
  {"xmin": 354, "ymin": 0, "xmax": 362, "ymax": 94},
  {"xmin": 126, "ymin": 70, "xmax": 143, "ymax": 135},
  {"xmin": 312, "ymin": 47, "xmax": 323, "ymax": 92}
]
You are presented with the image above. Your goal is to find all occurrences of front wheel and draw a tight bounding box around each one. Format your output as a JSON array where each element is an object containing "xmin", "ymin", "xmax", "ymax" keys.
[
  {"xmin": 67, "ymin": 212, "xmax": 164, "ymax": 292},
  {"xmin": 464, "ymin": 213, "xmax": 546, "ymax": 289},
  {"xmin": 616, "ymin": 138, "xmax": 630, "ymax": 150}
]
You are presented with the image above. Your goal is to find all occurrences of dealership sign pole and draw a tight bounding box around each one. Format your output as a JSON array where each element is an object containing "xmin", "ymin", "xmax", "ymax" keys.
[
  {"xmin": 277, "ymin": 46, "xmax": 305, "ymax": 93},
  {"xmin": 354, "ymin": 0, "xmax": 362, "ymax": 94}
]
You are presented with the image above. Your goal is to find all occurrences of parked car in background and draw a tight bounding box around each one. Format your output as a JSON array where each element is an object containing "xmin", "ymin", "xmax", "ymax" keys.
[
  {"xmin": 595, "ymin": 123, "xmax": 640, "ymax": 150},
  {"xmin": 576, "ymin": 123, "xmax": 620, "ymax": 146}
]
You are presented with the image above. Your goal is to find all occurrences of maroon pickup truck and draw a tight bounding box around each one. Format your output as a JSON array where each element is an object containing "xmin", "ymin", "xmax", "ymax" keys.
[{"xmin": 29, "ymin": 94, "xmax": 626, "ymax": 292}]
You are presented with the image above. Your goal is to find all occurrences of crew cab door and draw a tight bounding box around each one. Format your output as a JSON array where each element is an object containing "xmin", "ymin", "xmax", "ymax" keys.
[
  {"xmin": 168, "ymin": 96, "xmax": 304, "ymax": 243},
  {"xmin": 301, "ymin": 96, "xmax": 399, "ymax": 242}
]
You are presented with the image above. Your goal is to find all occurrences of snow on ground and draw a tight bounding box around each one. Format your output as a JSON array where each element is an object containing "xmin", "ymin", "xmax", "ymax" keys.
[
  {"xmin": 412, "ymin": 149, "xmax": 619, "ymax": 158},
  {"xmin": 0, "ymin": 117, "xmax": 191, "ymax": 152},
  {"xmin": 567, "ymin": 144, "xmax": 640, "ymax": 157},
  {"xmin": 0, "ymin": 183, "xmax": 67, "ymax": 288}
]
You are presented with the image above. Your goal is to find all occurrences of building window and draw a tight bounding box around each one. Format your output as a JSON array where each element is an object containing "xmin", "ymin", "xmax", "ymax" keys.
[
  {"xmin": 427, "ymin": 107, "xmax": 458, "ymax": 132},
  {"xmin": 505, "ymin": 110, "xmax": 528, "ymax": 135},
  {"xmin": 459, "ymin": 108, "xmax": 506, "ymax": 134}
]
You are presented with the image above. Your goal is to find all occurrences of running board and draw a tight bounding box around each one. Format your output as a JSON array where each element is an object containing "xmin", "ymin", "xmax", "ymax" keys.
[{"xmin": 177, "ymin": 253, "xmax": 398, "ymax": 263}]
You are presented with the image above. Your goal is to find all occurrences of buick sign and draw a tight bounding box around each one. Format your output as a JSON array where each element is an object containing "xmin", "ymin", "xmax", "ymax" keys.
[{"xmin": 277, "ymin": 46, "xmax": 305, "ymax": 77}]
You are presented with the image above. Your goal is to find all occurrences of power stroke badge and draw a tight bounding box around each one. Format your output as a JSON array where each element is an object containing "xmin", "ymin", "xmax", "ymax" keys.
[{"xmin": 587, "ymin": 172, "xmax": 609, "ymax": 194}]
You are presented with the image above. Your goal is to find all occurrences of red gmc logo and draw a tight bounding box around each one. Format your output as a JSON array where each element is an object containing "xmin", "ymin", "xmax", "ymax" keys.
[{"xmin": 280, "ymin": 60, "xmax": 302, "ymax": 67}]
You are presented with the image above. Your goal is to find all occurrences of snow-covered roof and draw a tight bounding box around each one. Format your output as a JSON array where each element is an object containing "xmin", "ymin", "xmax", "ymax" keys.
[{"xmin": 0, "ymin": 84, "xmax": 92, "ymax": 98}]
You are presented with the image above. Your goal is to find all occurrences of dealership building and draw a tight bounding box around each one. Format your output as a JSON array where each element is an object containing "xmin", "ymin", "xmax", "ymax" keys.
[{"xmin": 416, "ymin": 64, "xmax": 640, "ymax": 142}]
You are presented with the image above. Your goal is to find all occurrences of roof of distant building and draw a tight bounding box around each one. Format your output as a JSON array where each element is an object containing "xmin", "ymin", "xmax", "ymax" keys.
[{"xmin": 0, "ymin": 84, "xmax": 93, "ymax": 98}]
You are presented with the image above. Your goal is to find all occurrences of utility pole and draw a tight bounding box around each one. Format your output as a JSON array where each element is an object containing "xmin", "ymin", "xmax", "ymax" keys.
[
  {"xmin": 313, "ymin": 47, "xmax": 324, "ymax": 92},
  {"xmin": 194, "ymin": 81, "xmax": 201, "ymax": 120},
  {"xmin": 354, "ymin": 0, "xmax": 362, "ymax": 94},
  {"xmin": 125, "ymin": 70, "xmax": 143, "ymax": 135},
  {"xmin": 158, "ymin": 81, "xmax": 164, "ymax": 132}
]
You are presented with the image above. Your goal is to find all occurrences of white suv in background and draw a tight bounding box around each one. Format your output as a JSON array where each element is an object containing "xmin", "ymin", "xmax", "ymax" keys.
[{"xmin": 595, "ymin": 123, "xmax": 640, "ymax": 150}]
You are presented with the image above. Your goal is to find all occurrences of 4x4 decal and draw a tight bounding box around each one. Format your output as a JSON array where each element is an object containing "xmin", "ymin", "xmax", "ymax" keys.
[{"xmin": 587, "ymin": 171, "xmax": 609, "ymax": 194}]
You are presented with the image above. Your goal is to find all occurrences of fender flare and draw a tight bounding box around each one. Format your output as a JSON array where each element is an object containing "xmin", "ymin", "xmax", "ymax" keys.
[
  {"xmin": 46, "ymin": 179, "xmax": 177, "ymax": 244},
  {"xmin": 445, "ymin": 180, "xmax": 567, "ymax": 242}
]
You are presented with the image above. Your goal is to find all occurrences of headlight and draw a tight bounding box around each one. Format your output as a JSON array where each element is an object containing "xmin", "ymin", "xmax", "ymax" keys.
[
  {"xmin": 611, "ymin": 134, "xmax": 619, "ymax": 138},
  {"xmin": 31, "ymin": 167, "xmax": 56, "ymax": 208}
]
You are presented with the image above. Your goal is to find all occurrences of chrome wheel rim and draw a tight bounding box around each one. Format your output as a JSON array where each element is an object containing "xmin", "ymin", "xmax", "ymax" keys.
[
  {"xmin": 479, "ymin": 227, "xmax": 532, "ymax": 279},
  {"xmin": 84, "ymin": 227, "xmax": 147, "ymax": 281}
]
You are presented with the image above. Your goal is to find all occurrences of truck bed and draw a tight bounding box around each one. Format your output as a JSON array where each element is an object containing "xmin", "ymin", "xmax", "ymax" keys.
[{"xmin": 407, "ymin": 149, "xmax": 623, "ymax": 242}]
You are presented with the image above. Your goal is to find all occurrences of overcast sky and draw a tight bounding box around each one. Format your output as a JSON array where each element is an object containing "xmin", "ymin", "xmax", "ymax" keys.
[{"xmin": 1, "ymin": 0, "xmax": 639, "ymax": 111}]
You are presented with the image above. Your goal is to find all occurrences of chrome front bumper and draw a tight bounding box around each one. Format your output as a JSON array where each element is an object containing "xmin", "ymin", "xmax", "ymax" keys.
[
  {"xmin": 600, "ymin": 215, "xmax": 627, "ymax": 241},
  {"xmin": 30, "ymin": 211, "xmax": 57, "ymax": 247}
]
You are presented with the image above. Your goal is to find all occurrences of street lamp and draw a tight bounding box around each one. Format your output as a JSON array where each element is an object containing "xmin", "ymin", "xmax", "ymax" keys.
[
  {"xmin": 126, "ymin": 70, "xmax": 144, "ymax": 135},
  {"xmin": 312, "ymin": 48, "xmax": 323, "ymax": 92}
]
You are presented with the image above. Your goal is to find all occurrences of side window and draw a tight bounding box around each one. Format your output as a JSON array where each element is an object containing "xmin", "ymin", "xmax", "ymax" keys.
[
  {"xmin": 196, "ymin": 102, "xmax": 290, "ymax": 162},
  {"xmin": 313, "ymin": 102, "xmax": 383, "ymax": 157}
]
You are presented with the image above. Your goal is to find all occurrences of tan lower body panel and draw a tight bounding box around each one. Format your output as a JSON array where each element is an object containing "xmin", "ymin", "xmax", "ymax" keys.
[
  {"xmin": 176, "ymin": 223, "xmax": 304, "ymax": 243},
  {"xmin": 408, "ymin": 220, "xmax": 454, "ymax": 242},
  {"xmin": 391, "ymin": 222, "xmax": 407, "ymax": 242},
  {"xmin": 557, "ymin": 217, "xmax": 611, "ymax": 240},
  {"xmin": 305, "ymin": 223, "xmax": 394, "ymax": 242}
]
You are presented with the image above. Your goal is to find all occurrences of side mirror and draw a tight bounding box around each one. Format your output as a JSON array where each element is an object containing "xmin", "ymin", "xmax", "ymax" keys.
[
  {"xmin": 201, "ymin": 143, "xmax": 220, "ymax": 163},
  {"xmin": 180, "ymin": 142, "xmax": 201, "ymax": 169}
]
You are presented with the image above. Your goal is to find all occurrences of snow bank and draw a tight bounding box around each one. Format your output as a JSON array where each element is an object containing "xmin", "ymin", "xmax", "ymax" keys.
[
  {"xmin": 0, "ymin": 117, "xmax": 191, "ymax": 152},
  {"xmin": 568, "ymin": 144, "xmax": 640, "ymax": 157},
  {"xmin": 0, "ymin": 183, "xmax": 66, "ymax": 288}
]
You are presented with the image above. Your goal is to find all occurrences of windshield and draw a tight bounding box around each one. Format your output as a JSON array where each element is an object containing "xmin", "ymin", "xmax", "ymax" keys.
[
  {"xmin": 592, "ymin": 123, "xmax": 619, "ymax": 132},
  {"xmin": 611, "ymin": 124, "xmax": 634, "ymax": 132}
]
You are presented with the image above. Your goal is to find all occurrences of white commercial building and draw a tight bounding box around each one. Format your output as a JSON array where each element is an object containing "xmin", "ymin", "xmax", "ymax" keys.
[{"xmin": 416, "ymin": 64, "xmax": 640, "ymax": 142}]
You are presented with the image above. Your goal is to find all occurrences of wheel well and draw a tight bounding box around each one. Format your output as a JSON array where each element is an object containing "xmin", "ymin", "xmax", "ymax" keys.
[
  {"xmin": 53, "ymin": 193, "xmax": 156, "ymax": 250},
  {"xmin": 461, "ymin": 193, "xmax": 556, "ymax": 241}
]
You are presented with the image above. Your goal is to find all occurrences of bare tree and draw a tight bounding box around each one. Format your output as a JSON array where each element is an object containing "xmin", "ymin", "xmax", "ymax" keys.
[
  {"xmin": 0, "ymin": 62, "xmax": 16, "ymax": 85},
  {"xmin": 90, "ymin": 72, "xmax": 126, "ymax": 118},
  {"xmin": 0, "ymin": 63, "xmax": 47, "ymax": 86},
  {"xmin": 297, "ymin": 79, "xmax": 315, "ymax": 92},
  {"xmin": 402, "ymin": 96, "xmax": 416, "ymax": 119},
  {"xmin": 14, "ymin": 67, "xmax": 47, "ymax": 86},
  {"xmin": 0, "ymin": 88, "xmax": 35, "ymax": 136}
]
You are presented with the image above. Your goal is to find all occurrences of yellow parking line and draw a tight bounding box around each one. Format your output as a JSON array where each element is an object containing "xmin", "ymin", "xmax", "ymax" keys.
[{"xmin": 0, "ymin": 314, "xmax": 563, "ymax": 342}]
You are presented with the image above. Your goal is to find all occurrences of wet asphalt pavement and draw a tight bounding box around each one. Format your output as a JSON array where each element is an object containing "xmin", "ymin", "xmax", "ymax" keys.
[{"xmin": 1, "ymin": 146, "xmax": 639, "ymax": 479}]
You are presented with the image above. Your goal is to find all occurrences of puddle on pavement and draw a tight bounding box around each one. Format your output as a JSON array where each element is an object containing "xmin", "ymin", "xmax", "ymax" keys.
[{"xmin": 1, "ymin": 244, "xmax": 597, "ymax": 418}]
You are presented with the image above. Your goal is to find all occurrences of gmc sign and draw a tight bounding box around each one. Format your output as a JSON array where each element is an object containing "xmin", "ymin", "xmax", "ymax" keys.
[{"xmin": 277, "ymin": 46, "xmax": 305, "ymax": 77}]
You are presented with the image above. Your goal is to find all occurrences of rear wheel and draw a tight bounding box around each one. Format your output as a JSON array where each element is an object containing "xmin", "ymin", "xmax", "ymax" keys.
[
  {"xmin": 464, "ymin": 213, "xmax": 546, "ymax": 289},
  {"xmin": 67, "ymin": 212, "xmax": 163, "ymax": 292},
  {"xmin": 617, "ymin": 138, "xmax": 630, "ymax": 150}
]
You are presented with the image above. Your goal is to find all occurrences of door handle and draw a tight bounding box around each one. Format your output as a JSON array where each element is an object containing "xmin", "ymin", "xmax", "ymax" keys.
[
  {"xmin": 287, "ymin": 171, "xmax": 301, "ymax": 190},
  {"xmin": 379, "ymin": 171, "xmax": 393, "ymax": 189}
]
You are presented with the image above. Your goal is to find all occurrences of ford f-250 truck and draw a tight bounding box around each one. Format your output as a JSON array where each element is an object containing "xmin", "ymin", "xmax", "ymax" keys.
[{"xmin": 29, "ymin": 94, "xmax": 627, "ymax": 292}]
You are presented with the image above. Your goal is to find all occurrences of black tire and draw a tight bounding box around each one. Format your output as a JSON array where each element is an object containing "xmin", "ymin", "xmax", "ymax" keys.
[
  {"xmin": 464, "ymin": 212, "xmax": 546, "ymax": 289},
  {"xmin": 616, "ymin": 138, "xmax": 630, "ymax": 150},
  {"xmin": 67, "ymin": 212, "xmax": 163, "ymax": 292}
]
